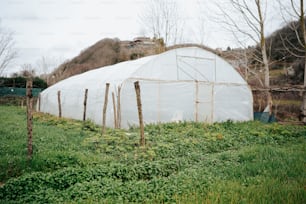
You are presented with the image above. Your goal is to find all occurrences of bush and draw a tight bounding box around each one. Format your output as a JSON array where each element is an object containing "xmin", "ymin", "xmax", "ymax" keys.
[{"xmin": 0, "ymin": 76, "xmax": 47, "ymax": 89}]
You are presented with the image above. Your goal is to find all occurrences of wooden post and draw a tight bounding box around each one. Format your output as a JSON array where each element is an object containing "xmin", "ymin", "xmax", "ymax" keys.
[
  {"xmin": 83, "ymin": 88, "xmax": 88, "ymax": 121},
  {"xmin": 195, "ymin": 80, "xmax": 199, "ymax": 122},
  {"xmin": 26, "ymin": 79, "xmax": 33, "ymax": 160},
  {"xmin": 117, "ymin": 86, "xmax": 121, "ymax": 128},
  {"xmin": 112, "ymin": 92, "xmax": 117, "ymax": 128},
  {"xmin": 38, "ymin": 93, "xmax": 41, "ymax": 112},
  {"xmin": 102, "ymin": 83, "xmax": 110, "ymax": 135},
  {"xmin": 57, "ymin": 90, "xmax": 62, "ymax": 118},
  {"xmin": 134, "ymin": 81, "xmax": 145, "ymax": 146}
]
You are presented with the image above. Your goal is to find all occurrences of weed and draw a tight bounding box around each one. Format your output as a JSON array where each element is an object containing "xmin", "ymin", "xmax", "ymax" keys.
[{"xmin": 0, "ymin": 106, "xmax": 305, "ymax": 203}]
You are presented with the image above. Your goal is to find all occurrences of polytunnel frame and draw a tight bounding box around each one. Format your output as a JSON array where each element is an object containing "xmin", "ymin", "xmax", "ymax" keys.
[
  {"xmin": 176, "ymin": 52, "xmax": 217, "ymax": 123},
  {"xmin": 38, "ymin": 47, "xmax": 252, "ymax": 129},
  {"xmin": 110, "ymin": 51, "xmax": 248, "ymax": 127}
]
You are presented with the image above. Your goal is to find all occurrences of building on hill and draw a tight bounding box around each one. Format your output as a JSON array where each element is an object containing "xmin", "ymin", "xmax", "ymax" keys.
[
  {"xmin": 121, "ymin": 37, "xmax": 157, "ymax": 48},
  {"xmin": 133, "ymin": 37, "xmax": 155, "ymax": 45}
]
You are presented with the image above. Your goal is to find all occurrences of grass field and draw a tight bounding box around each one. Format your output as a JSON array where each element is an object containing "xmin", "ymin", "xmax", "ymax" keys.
[{"xmin": 0, "ymin": 106, "xmax": 305, "ymax": 203}]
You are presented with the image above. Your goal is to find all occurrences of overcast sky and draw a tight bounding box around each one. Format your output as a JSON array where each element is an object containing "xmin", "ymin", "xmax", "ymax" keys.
[{"xmin": 0, "ymin": 0, "xmax": 295, "ymax": 76}]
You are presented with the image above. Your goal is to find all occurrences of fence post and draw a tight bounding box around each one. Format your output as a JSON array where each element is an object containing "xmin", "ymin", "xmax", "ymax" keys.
[
  {"xmin": 102, "ymin": 83, "xmax": 110, "ymax": 135},
  {"xmin": 26, "ymin": 79, "xmax": 33, "ymax": 161},
  {"xmin": 195, "ymin": 80, "xmax": 199, "ymax": 122},
  {"xmin": 38, "ymin": 93, "xmax": 41, "ymax": 112},
  {"xmin": 116, "ymin": 86, "xmax": 121, "ymax": 128},
  {"xmin": 57, "ymin": 90, "xmax": 62, "ymax": 118},
  {"xmin": 83, "ymin": 89, "xmax": 88, "ymax": 121},
  {"xmin": 134, "ymin": 81, "xmax": 145, "ymax": 146},
  {"xmin": 112, "ymin": 92, "xmax": 117, "ymax": 128}
]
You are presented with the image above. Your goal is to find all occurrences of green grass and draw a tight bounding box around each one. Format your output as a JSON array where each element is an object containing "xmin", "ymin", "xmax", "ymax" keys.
[
  {"xmin": 270, "ymin": 69, "xmax": 286, "ymax": 78},
  {"xmin": 0, "ymin": 105, "xmax": 305, "ymax": 203},
  {"xmin": 274, "ymin": 99, "xmax": 302, "ymax": 106}
]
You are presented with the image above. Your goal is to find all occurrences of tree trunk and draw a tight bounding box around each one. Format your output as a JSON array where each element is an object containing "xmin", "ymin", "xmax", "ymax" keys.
[
  {"xmin": 262, "ymin": 44, "xmax": 273, "ymax": 114},
  {"xmin": 300, "ymin": 0, "xmax": 306, "ymax": 123},
  {"xmin": 257, "ymin": 0, "xmax": 272, "ymax": 114},
  {"xmin": 302, "ymin": 91, "xmax": 306, "ymax": 123}
]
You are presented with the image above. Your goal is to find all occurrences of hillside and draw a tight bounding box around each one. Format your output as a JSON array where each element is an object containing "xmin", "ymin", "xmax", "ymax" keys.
[
  {"xmin": 265, "ymin": 19, "xmax": 305, "ymax": 87},
  {"xmin": 48, "ymin": 18, "xmax": 305, "ymax": 87},
  {"xmin": 221, "ymin": 19, "xmax": 305, "ymax": 87},
  {"xmin": 261, "ymin": 17, "xmax": 305, "ymax": 85},
  {"xmin": 48, "ymin": 37, "xmax": 164, "ymax": 85}
]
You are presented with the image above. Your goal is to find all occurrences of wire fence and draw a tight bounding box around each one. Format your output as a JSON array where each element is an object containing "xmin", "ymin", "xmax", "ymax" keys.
[
  {"xmin": 0, "ymin": 87, "xmax": 41, "ymax": 106},
  {"xmin": 0, "ymin": 87, "xmax": 42, "ymax": 97}
]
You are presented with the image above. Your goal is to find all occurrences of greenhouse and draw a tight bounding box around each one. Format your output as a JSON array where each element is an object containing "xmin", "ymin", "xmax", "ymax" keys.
[{"xmin": 39, "ymin": 47, "xmax": 253, "ymax": 128}]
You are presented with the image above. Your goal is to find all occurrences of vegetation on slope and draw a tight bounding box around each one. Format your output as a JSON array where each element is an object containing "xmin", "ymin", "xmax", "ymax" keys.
[
  {"xmin": 0, "ymin": 106, "xmax": 305, "ymax": 203},
  {"xmin": 266, "ymin": 17, "xmax": 306, "ymax": 64},
  {"xmin": 256, "ymin": 17, "xmax": 306, "ymax": 84},
  {"xmin": 45, "ymin": 17, "xmax": 305, "ymax": 87},
  {"xmin": 48, "ymin": 38, "xmax": 163, "ymax": 85}
]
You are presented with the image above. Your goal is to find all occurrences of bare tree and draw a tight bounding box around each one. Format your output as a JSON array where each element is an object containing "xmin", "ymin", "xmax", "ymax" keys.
[
  {"xmin": 277, "ymin": 1, "xmax": 305, "ymax": 60},
  {"xmin": 36, "ymin": 56, "xmax": 52, "ymax": 76},
  {"xmin": 0, "ymin": 21, "xmax": 17, "ymax": 76},
  {"xmin": 221, "ymin": 48, "xmax": 265, "ymax": 86},
  {"xmin": 214, "ymin": 0, "xmax": 272, "ymax": 112},
  {"xmin": 139, "ymin": 0, "xmax": 183, "ymax": 45},
  {"xmin": 278, "ymin": 0, "xmax": 306, "ymax": 123},
  {"xmin": 36, "ymin": 56, "xmax": 64, "ymax": 84},
  {"xmin": 299, "ymin": 0, "xmax": 306, "ymax": 123},
  {"xmin": 192, "ymin": 15, "xmax": 207, "ymax": 45},
  {"xmin": 20, "ymin": 64, "xmax": 35, "ymax": 78}
]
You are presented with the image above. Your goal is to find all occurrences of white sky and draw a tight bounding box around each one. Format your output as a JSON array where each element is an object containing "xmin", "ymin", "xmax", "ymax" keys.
[{"xmin": 0, "ymin": 0, "xmax": 295, "ymax": 76}]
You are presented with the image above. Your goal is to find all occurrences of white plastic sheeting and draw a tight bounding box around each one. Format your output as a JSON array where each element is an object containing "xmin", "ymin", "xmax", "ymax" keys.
[{"xmin": 39, "ymin": 47, "xmax": 253, "ymax": 128}]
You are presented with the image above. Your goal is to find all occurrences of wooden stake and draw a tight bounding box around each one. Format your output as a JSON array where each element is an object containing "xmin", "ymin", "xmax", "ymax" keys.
[
  {"xmin": 112, "ymin": 92, "xmax": 117, "ymax": 128},
  {"xmin": 195, "ymin": 80, "xmax": 199, "ymax": 122},
  {"xmin": 83, "ymin": 88, "xmax": 88, "ymax": 121},
  {"xmin": 134, "ymin": 81, "xmax": 145, "ymax": 146},
  {"xmin": 38, "ymin": 93, "xmax": 41, "ymax": 112},
  {"xmin": 57, "ymin": 90, "xmax": 62, "ymax": 118},
  {"xmin": 26, "ymin": 79, "xmax": 33, "ymax": 160},
  {"xmin": 117, "ymin": 86, "xmax": 121, "ymax": 128},
  {"xmin": 102, "ymin": 83, "xmax": 110, "ymax": 135}
]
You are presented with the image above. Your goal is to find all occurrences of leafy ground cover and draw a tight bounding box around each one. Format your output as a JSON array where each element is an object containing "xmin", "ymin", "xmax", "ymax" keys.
[{"xmin": 0, "ymin": 106, "xmax": 305, "ymax": 203}]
